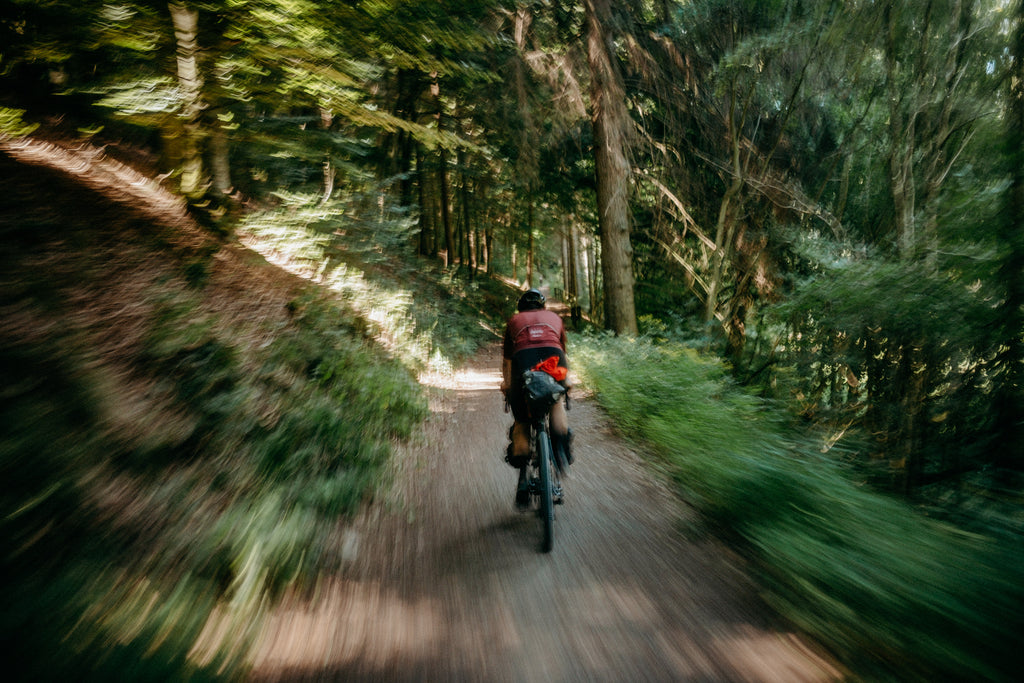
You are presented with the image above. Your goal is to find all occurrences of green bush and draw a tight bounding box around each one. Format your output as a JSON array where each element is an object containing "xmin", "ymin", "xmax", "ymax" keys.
[
  {"xmin": 1, "ymin": 338, "xmax": 230, "ymax": 681},
  {"xmin": 141, "ymin": 292, "xmax": 427, "ymax": 593},
  {"xmin": 574, "ymin": 334, "xmax": 1024, "ymax": 682},
  {"xmin": 2, "ymin": 286, "xmax": 429, "ymax": 679},
  {"xmin": 238, "ymin": 201, "xmax": 511, "ymax": 372}
]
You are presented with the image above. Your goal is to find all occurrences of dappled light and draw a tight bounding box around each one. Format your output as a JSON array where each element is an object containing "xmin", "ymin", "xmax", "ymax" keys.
[
  {"xmin": 236, "ymin": 198, "xmax": 501, "ymax": 375},
  {"xmin": 1, "ymin": 138, "xmax": 192, "ymax": 228},
  {"xmin": 3, "ymin": 0, "xmax": 1022, "ymax": 680}
]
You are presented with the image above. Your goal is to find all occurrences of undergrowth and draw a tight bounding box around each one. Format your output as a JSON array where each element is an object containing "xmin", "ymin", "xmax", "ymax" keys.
[
  {"xmin": 237, "ymin": 192, "xmax": 510, "ymax": 371},
  {"xmin": 1, "ymin": 145, "xmax": 516, "ymax": 679},
  {"xmin": 2, "ymin": 282, "xmax": 430, "ymax": 679},
  {"xmin": 1, "ymin": 335, "xmax": 228, "ymax": 681},
  {"xmin": 573, "ymin": 332, "xmax": 1024, "ymax": 682}
]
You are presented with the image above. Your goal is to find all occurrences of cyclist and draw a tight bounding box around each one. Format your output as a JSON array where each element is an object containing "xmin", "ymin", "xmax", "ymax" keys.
[{"xmin": 500, "ymin": 288, "xmax": 573, "ymax": 509}]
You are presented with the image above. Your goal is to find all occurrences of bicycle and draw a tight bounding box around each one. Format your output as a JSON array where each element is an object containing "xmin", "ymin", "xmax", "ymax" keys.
[{"xmin": 517, "ymin": 370, "xmax": 570, "ymax": 553}]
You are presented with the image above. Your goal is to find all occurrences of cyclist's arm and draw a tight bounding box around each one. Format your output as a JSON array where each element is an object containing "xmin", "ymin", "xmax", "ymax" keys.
[{"xmin": 501, "ymin": 357, "xmax": 512, "ymax": 393}]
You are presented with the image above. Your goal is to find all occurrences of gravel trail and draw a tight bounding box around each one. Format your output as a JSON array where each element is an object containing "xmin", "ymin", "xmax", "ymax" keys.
[{"xmin": 249, "ymin": 345, "xmax": 842, "ymax": 682}]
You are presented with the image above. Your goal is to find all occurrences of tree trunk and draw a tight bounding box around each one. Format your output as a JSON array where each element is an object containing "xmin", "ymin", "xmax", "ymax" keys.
[
  {"xmin": 439, "ymin": 146, "xmax": 453, "ymax": 267},
  {"xmin": 566, "ymin": 221, "xmax": 583, "ymax": 328},
  {"xmin": 472, "ymin": 209, "xmax": 481, "ymax": 279},
  {"xmin": 394, "ymin": 69, "xmax": 419, "ymax": 209},
  {"xmin": 884, "ymin": 3, "xmax": 918, "ymax": 258},
  {"xmin": 514, "ymin": 2, "xmax": 540, "ymax": 288},
  {"xmin": 416, "ymin": 145, "xmax": 435, "ymax": 257},
  {"xmin": 168, "ymin": 2, "xmax": 206, "ymax": 198},
  {"xmin": 209, "ymin": 123, "xmax": 232, "ymax": 195},
  {"xmin": 705, "ymin": 158, "xmax": 742, "ymax": 323},
  {"xmin": 430, "ymin": 73, "xmax": 454, "ymax": 268},
  {"xmin": 587, "ymin": 235, "xmax": 601, "ymax": 324},
  {"xmin": 459, "ymin": 147, "xmax": 473, "ymax": 274},
  {"xmin": 478, "ymin": 179, "xmax": 491, "ymax": 273},
  {"xmin": 484, "ymin": 222, "xmax": 493, "ymax": 274},
  {"xmin": 899, "ymin": 343, "xmax": 926, "ymax": 494},
  {"xmin": 919, "ymin": 0, "xmax": 974, "ymax": 270},
  {"xmin": 399, "ymin": 129, "xmax": 414, "ymax": 207},
  {"xmin": 561, "ymin": 230, "xmax": 571, "ymax": 296},
  {"xmin": 585, "ymin": 0, "xmax": 638, "ymax": 335},
  {"xmin": 512, "ymin": 242, "xmax": 519, "ymax": 284},
  {"xmin": 461, "ymin": 157, "xmax": 477, "ymax": 279},
  {"xmin": 527, "ymin": 201, "xmax": 535, "ymax": 287},
  {"xmin": 884, "ymin": 2, "xmax": 975, "ymax": 263},
  {"xmin": 514, "ymin": 5, "xmax": 540, "ymax": 194}
]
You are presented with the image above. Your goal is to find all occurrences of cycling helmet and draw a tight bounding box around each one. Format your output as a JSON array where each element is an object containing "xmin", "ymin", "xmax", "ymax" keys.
[{"xmin": 517, "ymin": 288, "xmax": 546, "ymax": 311}]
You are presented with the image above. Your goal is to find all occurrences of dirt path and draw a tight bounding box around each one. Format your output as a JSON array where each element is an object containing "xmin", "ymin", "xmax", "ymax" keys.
[{"xmin": 249, "ymin": 345, "xmax": 842, "ymax": 682}]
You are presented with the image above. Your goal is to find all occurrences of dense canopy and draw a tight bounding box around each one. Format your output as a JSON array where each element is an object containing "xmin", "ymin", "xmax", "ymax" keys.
[{"xmin": 9, "ymin": 0, "xmax": 1017, "ymax": 490}]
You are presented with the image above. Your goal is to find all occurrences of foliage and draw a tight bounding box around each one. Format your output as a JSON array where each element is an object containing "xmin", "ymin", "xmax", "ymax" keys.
[
  {"xmin": 0, "ymin": 107, "xmax": 40, "ymax": 136},
  {"xmin": 0, "ymin": 336, "xmax": 230, "ymax": 681},
  {"xmin": 238, "ymin": 192, "xmax": 510, "ymax": 370},
  {"xmin": 137, "ymin": 288, "xmax": 427, "ymax": 573},
  {"xmin": 574, "ymin": 333, "xmax": 1024, "ymax": 682},
  {"xmin": 750, "ymin": 221, "xmax": 1016, "ymax": 494},
  {"xmin": 1, "ymin": 277, "xmax": 428, "ymax": 678},
  {"xmin": 0, "ymin": 119, "xmax": 523, "ymax": 672},
  {"xmin": 3, "ymin": 0, "xmax": 1024, "ymax": 676}
]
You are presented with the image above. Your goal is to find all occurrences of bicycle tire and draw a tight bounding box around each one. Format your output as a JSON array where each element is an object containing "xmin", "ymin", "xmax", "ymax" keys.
[{"xmin": 538, "ymin": 430, "xmax": 555, "ymax": 553}]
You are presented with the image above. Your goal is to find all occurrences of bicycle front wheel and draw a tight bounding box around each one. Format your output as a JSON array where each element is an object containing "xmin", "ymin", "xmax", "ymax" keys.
[{"xmin": 537, "ymin": 430, "xmax": 555, "ymax": 553}]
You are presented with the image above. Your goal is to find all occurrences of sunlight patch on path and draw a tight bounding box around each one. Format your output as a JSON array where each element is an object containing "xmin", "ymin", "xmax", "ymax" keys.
[
  {"xmin": 711, "ymin": 625, "xmax": 842, "ymax": 682},
  {"xmin": 418, "ymin": 367, "xmax": 501, "ymax": 391}
]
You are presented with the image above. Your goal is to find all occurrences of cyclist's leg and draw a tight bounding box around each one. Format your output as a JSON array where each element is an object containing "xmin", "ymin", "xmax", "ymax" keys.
[
  {"xmin": 549, "ymin": 400, "xmax": 573, "ymax": 468},
  {"xmin": 550, "ymin": 400, "xmax": 568, "ymax": 436},
  {"xmin": 504, "ymin": 376, "xmax": 531, "ymax": 467},
  {"xmin": 512, "ymin": 420, "xmax": 531, "ymax": 509},
  {"xmin": 538, "ymin": 426, "xmax": 555, "ymax": 552},
  {"xmin": 510, "ymin": 420, "xmax": 531, "ymax": 460},
  {"xmin": 505, "ymin": 393, "xmax": 531, "ymax": 508},
  {"xmin": 515, "ymin": 461, "xmax": 530, "ymax": 509}
]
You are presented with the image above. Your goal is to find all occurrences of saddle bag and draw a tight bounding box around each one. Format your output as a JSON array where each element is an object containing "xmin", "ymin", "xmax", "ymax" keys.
[{"xmin": 521, "ymin": 369, "xmax": 566, "ymax": 417}]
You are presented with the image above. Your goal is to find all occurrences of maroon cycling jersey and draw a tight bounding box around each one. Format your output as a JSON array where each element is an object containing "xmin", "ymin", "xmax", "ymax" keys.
[{"xmin": 503, "ymin": 309, "xmax": 567, "ymax": 358}]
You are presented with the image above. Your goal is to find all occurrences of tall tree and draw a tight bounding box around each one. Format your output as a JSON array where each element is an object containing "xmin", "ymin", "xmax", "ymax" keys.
[
  {"xmin": 883, "ymin": 0, "xmax": 979, "ymax": 263},
  {"xmin": 585, "ymin": 0, "xmax": 638, "ymax": 335},
  {"xmin": 168, "ymin": 2, "xmax": 206, "ymax": 198}
]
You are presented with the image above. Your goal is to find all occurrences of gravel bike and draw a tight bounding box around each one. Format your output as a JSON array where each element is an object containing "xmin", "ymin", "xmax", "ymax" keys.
[{"xmin": 519, "ymin": 370, "xmax": 569, "ymax": 553}]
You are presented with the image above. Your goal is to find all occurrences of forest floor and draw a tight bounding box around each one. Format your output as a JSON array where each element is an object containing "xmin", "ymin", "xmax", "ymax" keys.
[{"xmin": 2, "ymin": 136, "xmax": 843, "ymax": 682}]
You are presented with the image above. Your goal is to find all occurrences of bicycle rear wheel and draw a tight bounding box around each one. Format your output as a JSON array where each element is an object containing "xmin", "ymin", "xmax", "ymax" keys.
[{"xmin": 537, "ymin": 431, "xmax": 555, "ymax": 553}]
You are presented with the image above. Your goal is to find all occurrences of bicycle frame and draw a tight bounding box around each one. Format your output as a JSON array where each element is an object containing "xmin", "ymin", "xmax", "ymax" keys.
[
  {"xmin": 526, "ymin": 395, "xmax": 567, "ymax": 553},
  {"xmin": 505, "ymin": 371, "xmax": 569, "ymax": 553}
]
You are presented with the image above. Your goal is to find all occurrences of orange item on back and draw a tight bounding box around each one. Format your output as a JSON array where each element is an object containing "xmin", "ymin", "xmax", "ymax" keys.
[{"xmin": 532, "ymin": 355, "xmax": 567, "ymax": 382}]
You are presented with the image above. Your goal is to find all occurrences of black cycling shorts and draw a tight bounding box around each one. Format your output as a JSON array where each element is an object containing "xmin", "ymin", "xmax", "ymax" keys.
[{"xmin": 507, "ymin": 346, "xmax": 568, "ymax": 423}]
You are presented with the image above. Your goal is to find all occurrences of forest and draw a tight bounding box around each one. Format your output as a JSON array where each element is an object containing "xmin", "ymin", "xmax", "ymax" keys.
[{"xmin": 1, "ymin": 0, "xmax": 1023, "ymax": 681}]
